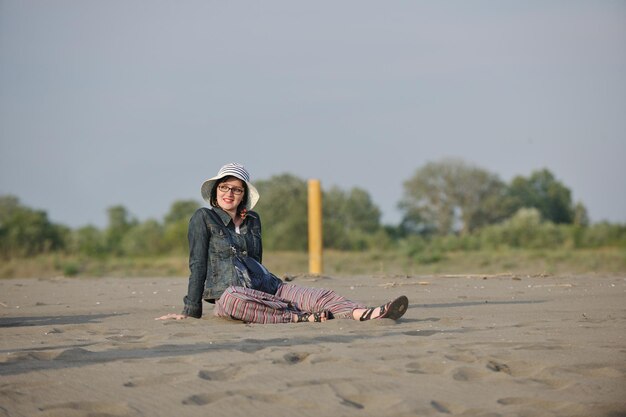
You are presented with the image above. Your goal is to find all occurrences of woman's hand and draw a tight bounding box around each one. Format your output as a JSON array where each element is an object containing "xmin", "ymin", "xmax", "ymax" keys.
[{"xmin": 155, "ymin": 313, "xmax": 188, "ymax": 320}]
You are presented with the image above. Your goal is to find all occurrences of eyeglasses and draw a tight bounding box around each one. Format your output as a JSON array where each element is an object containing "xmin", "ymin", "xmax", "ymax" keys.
[{"xmin": 217, "ymin": 184, "xmax": 245, "ymax": 195}]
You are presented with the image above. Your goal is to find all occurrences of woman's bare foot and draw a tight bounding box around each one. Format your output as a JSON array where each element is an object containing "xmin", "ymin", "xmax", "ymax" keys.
[{"xmin": 353, "ymin": 296, "xmax": 409, "ymax": 321}]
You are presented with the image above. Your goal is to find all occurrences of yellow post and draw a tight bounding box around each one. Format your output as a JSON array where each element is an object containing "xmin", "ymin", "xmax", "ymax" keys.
[{"xmin": 308, "ymin": 179, "xmax": 323, "ymax": 275}]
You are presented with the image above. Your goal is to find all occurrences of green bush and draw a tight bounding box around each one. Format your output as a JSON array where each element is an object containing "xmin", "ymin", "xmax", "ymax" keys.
[
  {"xmin": 478, "ymin": 208, "xmax": 566, "ymax": 249},
  {"xmin": 0, "ymin": 196, "xmax": 67, "ymax": 257},
  {"xmin": 579, "ymin": 222, "xmax": 626, "ymax": 248},
  {"xmin": 121, "ymin": 219, "xmax": 166, "ymax": 256},
  {"xmin": 70, "ymin": 226, "xmax": 107, "ymax": 257}
]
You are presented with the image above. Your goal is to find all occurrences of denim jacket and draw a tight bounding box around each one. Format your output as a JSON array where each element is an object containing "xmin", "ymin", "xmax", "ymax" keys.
[{"xmin": 182, "ymin": 206, "xmax": 262, "ymax": 318}]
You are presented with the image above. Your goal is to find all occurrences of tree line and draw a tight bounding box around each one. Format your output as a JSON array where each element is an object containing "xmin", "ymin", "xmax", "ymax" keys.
[{"xmin": 1, "ymin": 159, "xmax": 624, "ymax": 260}]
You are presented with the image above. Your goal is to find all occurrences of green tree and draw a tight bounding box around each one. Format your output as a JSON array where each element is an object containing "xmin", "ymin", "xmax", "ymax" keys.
[
  {"xmin": 580, "ymin": 222, "xmax": 626, "ymax": 248},
  {"xmin": 479, "ymin": 207, "xmax": 567, "ymax": 249},
  {"xmin": 254, "ymin": 174, "xmax": 384, "ymax": 251},
  {"xmin": 121, "ymin": 219, "xmax": 165, "ymax": 256},
  {"xmin": 105, "ymin": 205, "xmax": 137, "ymax": 255},
  {"xmin": 164, "ymin": 200, "xmax": 201, "ymax": 225},
  {"xmin": 162, "ymin": 199, "xmax": 201, "ymax": 253},
  {"xmin": 71, "ymin": 225, "xmax": 106, "ymax": 257},
  {"xmin": 0, "ymin": 195, "xmax": 66, "ymax": 257},
  {"xmin": 399, "ymin": 159, "xmax": 512, "ymax": 235},
  {"xmin": 323, "ymin": 186, "xmax": 382, "ymax": 250},
  {"xmin": 573, "ymin": 202, "xmax": 589, "ymax": 227},
  {"xmin": 507, "ymin": 169, "xmax": 576, "ymax": 224},
  {"xmin": 254, "ymin": 174, "xmax": 308, "ymax": 251}
]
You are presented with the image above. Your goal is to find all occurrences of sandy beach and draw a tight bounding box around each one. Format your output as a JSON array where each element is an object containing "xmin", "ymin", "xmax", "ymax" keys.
[{"xmin": 1, "ymin": 273, "xmax": 625, "ymax": 417}]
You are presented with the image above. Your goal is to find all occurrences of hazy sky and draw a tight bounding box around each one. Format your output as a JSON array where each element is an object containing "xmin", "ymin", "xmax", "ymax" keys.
[{"xmin": 1, "ymin": 1, "xmax": 625, "ymax": 228}]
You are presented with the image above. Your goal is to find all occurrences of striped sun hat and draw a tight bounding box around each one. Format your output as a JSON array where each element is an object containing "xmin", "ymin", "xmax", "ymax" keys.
[{"xmin": 201, "ymin": 163, "xmax": 260, "ymax": 210}]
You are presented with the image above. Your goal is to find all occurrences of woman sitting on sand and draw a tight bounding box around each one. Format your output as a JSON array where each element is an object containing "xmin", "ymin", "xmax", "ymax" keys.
[{"xmin": 157, "ymin": 163, "xmax": 408, "ymax": 324}]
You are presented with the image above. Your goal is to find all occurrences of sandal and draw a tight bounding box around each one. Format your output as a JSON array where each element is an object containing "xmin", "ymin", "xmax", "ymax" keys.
[
  {"xmin": 359, "ymin": 296, "xmax": 409, "ymax": 321},
  {"xmin": 294, "ymin": 311, "xmax": 333, "ymax": 323}
]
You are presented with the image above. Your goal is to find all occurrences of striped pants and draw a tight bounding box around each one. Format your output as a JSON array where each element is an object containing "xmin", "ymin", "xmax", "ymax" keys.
[{"xmin": 214, "ymin": 283, "xmax": 366, "ymax": 324}]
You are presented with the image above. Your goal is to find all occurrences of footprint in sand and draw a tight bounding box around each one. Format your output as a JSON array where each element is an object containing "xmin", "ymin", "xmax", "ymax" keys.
[
  {"xmin": 53, "ymin": 347, "xmax": 95, "ymax": 362},
  {"xmin": 0, "ymin": 385, "xmax": 27, "ymax": 403},
  {"xmin": 445, "ymin": 352, "xmax": 478, "ymax": 364},
  {"xmin": 338, "ymin": 397, "xmax": 364, "ymax": 410},
  {"xmin": 183, "ymin": 393, "xmax": 224, "ymax": 406},
  {"xmin": 486, "ymin": 360, "xmax": 512, "ymax": 375},
  {"xmin": 197, "ymin": 365, "xmax": 243, "ymax": 381},
  {"xmin": 430, "ymin": 400, "xmax": 465, "ymax": 414},
  {"xmin": 106, "ymin": 334, "xmax": 144, "ymax": 343},
  {"xmin": 497, "ymin": 396, "xmax": 562, "ymax": 410},
  {"xmin": 307, "ymin": 354, "xmax": 342, "ymax": 365},
  {"xmin": 258, "ymin": 346, "xmax": 328, "ymax": 365},
  {"xmin": 403, "ymin": 330, "xmax": 439, "ymax": 337},
  {"xmin": 281, "ymin": 352, "xmax": 310, "ymax": 365},
  {"xmin": 182, "ymin": 391, "xmax": 298, "ymax": 407},
  {"xmin": 499, "ymin": 396, "xmax": 620, "ymax": 416},
  {"xmin": 514, "ymin": 342, "xmax": 568, "ymax": 351},
  {"xmin": 405, "ymin": 360, "xmax": 447, "ymax": 375},
  {"xmin": 286, "ymin": 377, "xmax": 353, "ymax": 388},
  {"xmin": 452, "ymin": 366, "xmax": 490, "ymax": 381},
  {"xmin": 489, "ymin": 359, "xmax": 540, "ymax": 378},
  {"xmin": 525, "ymin": 366, "xmax": 583, "ymax": 389},
  {"xmin": 123, "ymin": 373, "xmax": 184, "ymax": 388},
  {"xmin": 2, "ymin": 350, "xmax": 58, "ymax": 363},
  {"xmin": 38, "ymin": 401, "xmax": 135, "ymax": 416},
  {"xmin": 574, "ymin": 364, "xmax": 625, "ymax": 378},
  {"xmin": 170, "ymin": 332, "xmax": 197, "ymax": 338},
  {"xmin": 454, "ymin": 359, "xmax": 535, "ymax": 381}
]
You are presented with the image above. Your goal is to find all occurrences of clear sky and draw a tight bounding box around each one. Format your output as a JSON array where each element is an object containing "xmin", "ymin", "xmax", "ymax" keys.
[{"xmin": 1, "ymin": 1, "xmax": 625, "ymax": 228}]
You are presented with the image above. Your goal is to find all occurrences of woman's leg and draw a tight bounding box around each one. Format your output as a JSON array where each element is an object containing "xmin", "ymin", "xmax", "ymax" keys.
[
  {"xmin": 352, "ymin": 295, "xmax": 409, "ymax": 321},
  {"xmin": 275, "ymin": 283, "xmax": 366, "ymax": 320},
  {"xmin": 214, "ymin": 286, "xmax": 294, "ymax": 324},
  {"xmin": 215, "ymin": 285, "xmax": 407, "ymax": 323}
]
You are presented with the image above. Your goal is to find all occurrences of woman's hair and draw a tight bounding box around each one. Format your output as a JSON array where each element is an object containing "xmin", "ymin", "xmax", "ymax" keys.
[{"xmin": 210, "ymin": 176, "xmax": 249, "ymax": 215}]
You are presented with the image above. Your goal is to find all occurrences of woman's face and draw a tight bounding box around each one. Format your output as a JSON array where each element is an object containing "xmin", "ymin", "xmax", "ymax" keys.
[{"xmin": 216, "ymin": 177, "xmax": 245, "ymax": 213}]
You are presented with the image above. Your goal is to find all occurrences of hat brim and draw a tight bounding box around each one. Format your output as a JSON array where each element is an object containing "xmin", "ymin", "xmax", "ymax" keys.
[{"xmin": 201, "ymin": 175, "xmax": 260, "ymax": 211}]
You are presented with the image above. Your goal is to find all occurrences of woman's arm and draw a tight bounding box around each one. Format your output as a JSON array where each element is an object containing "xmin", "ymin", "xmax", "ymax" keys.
[
  {"xmin": 257, "ymin": 214, "xmax": 263, "ymax": 263},
  {"xmin": 181, "ymin": 209, "xmax": 210, "ymax": 318},
  {"xmin": 156, "ymin": 209, "xmax": 210, "ymax": 320},
  {"xmin": 155, "ymin": 313, "xmax": 187, "ymax": 320}
]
